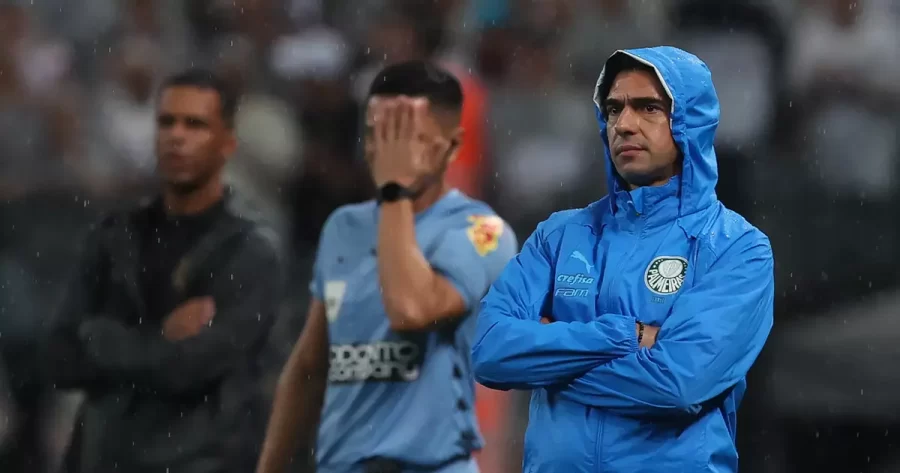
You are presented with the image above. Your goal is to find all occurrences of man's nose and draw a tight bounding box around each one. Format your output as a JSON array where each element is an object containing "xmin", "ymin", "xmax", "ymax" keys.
[
  {"xmin": 164, "ymin": 124, "xmax": 187, "ymax": 144},
  {"xmin": 614, "ymin": 107, "xmax": 639, "ymax": 135}
]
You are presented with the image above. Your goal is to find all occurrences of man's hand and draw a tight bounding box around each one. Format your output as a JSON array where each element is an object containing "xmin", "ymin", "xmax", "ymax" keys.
[
  {"xmin": 540, "ymin": 316, "xmax": 552, "ymax": 325},
  {"xmin": 637, "ymin": 323, "xmax": 660, "ymax": 349},
  {"xmin": 162, "ymin": 297, "xmax": 216, "ymax": 342},
  {"xmin": 368, "ymin": 96, "xmax": 452, "ymax": 189}
]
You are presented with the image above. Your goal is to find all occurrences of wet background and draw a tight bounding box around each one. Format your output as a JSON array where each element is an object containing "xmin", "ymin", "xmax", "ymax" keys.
[{"xmin": 1, "ymin": 0, "xmax": 900, "ymax": 472}]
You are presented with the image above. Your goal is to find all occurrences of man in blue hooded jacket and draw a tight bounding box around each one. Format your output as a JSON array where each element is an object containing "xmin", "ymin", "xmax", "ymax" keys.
[{"xmin": 471, "ymin": 47, "xmax": 774, "ymax": 472}]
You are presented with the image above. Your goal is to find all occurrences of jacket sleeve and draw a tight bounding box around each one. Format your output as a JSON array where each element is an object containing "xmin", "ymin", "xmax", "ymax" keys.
[
  {"xmin": 557, "ymin": 234, "xmax": 774, "ymax": 417},
  {"xmin": 428, "ymin": 218, "xmax": 518, "ymax": 311},
  {"xmin": 76, "ymin": 231, "xmax": 281, "ymax": 395},
  {"xmin": 43, "ymin": 225, "xmax": 108, "ymax": 390},
  {"xmin": 471, "ymin": 221, "xmax": 638, "ymax": 391}
]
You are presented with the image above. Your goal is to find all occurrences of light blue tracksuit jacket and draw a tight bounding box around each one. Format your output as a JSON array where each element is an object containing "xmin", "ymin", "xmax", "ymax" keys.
[{"xmin": 471, "ymin": 47, "xmax": 775, "ymax": 472}]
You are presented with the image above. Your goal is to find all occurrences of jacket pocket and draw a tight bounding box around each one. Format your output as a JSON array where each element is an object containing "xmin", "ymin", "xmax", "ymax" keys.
[
  {"xmin": 598, "ymin": 412, "xmax": 708, "ymax": 472},
  {"xmin": 523, "ymin": 389, "xmax": 598, "ymax": 473}
]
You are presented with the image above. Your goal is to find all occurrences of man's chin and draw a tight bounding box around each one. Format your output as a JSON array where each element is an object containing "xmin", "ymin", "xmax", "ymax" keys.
[{"xmin": 618, "ymin": 169, "xmax": 664, "ymax": 189}]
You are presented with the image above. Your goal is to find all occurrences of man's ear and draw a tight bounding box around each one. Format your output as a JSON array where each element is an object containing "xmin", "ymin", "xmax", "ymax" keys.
[
  {"xmin": 446, "ymin": 125, "xmax": 464, "ymax": 163},
  {"xmin": 221, "ymin": 129, "xmax": 238, "ymax": 159}
]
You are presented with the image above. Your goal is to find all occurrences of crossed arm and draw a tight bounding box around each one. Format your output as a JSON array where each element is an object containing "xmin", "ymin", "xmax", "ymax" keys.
[
  {"xmin": 44, "ymin": 229, "xmax": 280, "ymax": 396},
  {"xmin": 471, "ymin": 223, "xmax": 641, "ymax": 391},
  {"xmin": 471, "ymin": 227, "xmax": 774, "ymax": 417}
]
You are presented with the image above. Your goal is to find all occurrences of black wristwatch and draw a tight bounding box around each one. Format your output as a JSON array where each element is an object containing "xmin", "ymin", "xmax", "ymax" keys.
[{"xmin": 377, "ymin": 182, "xmax": 415, "ymax": 204}]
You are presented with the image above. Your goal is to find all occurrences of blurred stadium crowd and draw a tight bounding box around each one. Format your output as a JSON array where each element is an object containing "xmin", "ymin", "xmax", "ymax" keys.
[{"xmin": 1, "ymin": 0, "xmax": 900, "ymax": 472}]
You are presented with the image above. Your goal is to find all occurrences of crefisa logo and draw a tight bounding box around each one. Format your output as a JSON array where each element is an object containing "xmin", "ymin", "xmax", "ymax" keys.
[{"xmin": 556, "ymin": 273, "xmax": 595, "ymax": 285}]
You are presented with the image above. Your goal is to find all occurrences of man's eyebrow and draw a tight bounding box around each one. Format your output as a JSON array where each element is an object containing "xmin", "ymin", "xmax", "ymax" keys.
[{"xmin": 604, "ymin": 96, "xmax": 668, "ymax": 106}]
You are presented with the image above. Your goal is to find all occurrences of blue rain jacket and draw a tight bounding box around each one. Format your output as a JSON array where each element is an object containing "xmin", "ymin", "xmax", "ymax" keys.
[{"xmin": 471, "ymin": 47, "xmax": 774, "ymax": 472}]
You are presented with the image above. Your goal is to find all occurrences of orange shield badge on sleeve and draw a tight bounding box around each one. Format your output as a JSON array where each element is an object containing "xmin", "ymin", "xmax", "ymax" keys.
[{"xmin": 466, "ymin": 215, "xmax": 504, "ymax": 257}]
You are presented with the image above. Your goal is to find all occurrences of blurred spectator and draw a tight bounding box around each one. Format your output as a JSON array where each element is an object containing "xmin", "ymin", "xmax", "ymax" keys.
[
  {"xmin": 488, "ymin": 29, "xmax": 603, "ymax": 234},
  {"xmin": 106, "ymin": 1, "xmax": 193, "ymax": 73},
  {"xmin": 88, "ymin": 36, "xmax": 165, "ymax": 184},
  {"xmin": 777, "ymin": 0, "xmax": 900, "ymax": 305},
  {"xmin": 1, "ymin": 7, "xmax": 73, "ymax": 98},
  {"xmin": 270, "ymin": 22, "xmax": 355, "ymax": 154},
  {"xmin": 514, "ymin": 0, "xmax": 572, "ymax": 35},
  {"xmin": 671, "ymin": 0, "xmax": 786, "ymax": 215},
  {"xmin": 267, "ymin": 16, "xmax": 372, "ymax": 247},
  {"xmin": 218, "ymin": 35, "xmax": 302, "ymax": 239},
  {"xmin": 288, "ymin": 0, "xmax": 323, "ymax": 21},
  {"xmin": 187, "ymin": 0, "xmax": 288, "ymax": 61},
  {"xmin": 557, "ymin": 0, "xmax": 667, "ymax": 85},
  {"xmin": 185, "ymin": 0, "xmax": 237, "ymax": 44},
  {"xmin": 0, "ymin": 52, "xmax": 53, "ymax": 197},
  {"xmin": 45, "ymin": 70, "xmax": 282, "ymax": 473},
  {"xmin": 325, "ymin": 0, "xmax": 388, "ymax": 44},
  {"xmin": 0, "ymin": 5, "xmax": 80, "ymax": 196},
  {"xmin": 788, "ymin": 0, "xmax": 900, "ymax": 199},
  {"xmin": 234, "ymin": 0, "xmax": 289, "ymax": 52}
]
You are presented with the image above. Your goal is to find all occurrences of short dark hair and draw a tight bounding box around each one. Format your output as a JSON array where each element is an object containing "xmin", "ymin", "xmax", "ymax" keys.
[
  {"xmin": 597, "ymin": 54, "xmax": 663, "ymax": 110},
  {"xmin": 368, "ymin": 60, "xmax": 463, "ymax": 113},
  {"xmin": 160, "ymin": 69, "xmax": 238, "ymax": 127}
]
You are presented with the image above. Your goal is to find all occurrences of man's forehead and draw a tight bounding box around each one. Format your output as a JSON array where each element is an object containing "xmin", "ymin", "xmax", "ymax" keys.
[
  {"xmin": 160, "ymin": 87, "xmax": 221, "ymax": 109},
  {"xmin": 606, "ymin": 69, "xmax": 667, "ymax": 100}
]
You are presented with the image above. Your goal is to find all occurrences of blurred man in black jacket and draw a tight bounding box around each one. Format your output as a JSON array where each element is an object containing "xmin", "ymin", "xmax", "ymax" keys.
[{"xmin": 44, "ymin": 69, "xmax": 281, "ymax": 473}]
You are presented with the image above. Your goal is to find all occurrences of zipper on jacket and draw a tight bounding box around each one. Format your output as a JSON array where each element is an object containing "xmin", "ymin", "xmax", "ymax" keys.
[{"xmin": 604, "ymin": 213, "xmax": 645, "ymax": 308}]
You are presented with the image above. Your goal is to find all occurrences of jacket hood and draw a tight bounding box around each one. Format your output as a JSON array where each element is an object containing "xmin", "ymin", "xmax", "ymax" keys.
[{"xmin": 593, "ymin": 46, "xmax": 720, "ymax": 218}]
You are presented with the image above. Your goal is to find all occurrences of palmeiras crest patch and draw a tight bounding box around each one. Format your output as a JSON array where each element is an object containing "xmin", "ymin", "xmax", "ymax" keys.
[{"xmin": 644, "ymin": 256, "xmax": 688, "ymax": 295}]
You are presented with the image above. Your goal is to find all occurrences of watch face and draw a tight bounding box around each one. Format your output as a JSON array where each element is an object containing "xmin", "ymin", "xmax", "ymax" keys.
[
  {"xmin": 379, "ymin": 183, "xmax": 410, "ymax": 202},
  {"xmin": 384, "ymin": 183, "xmax": 401, "ymax": 200}
]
